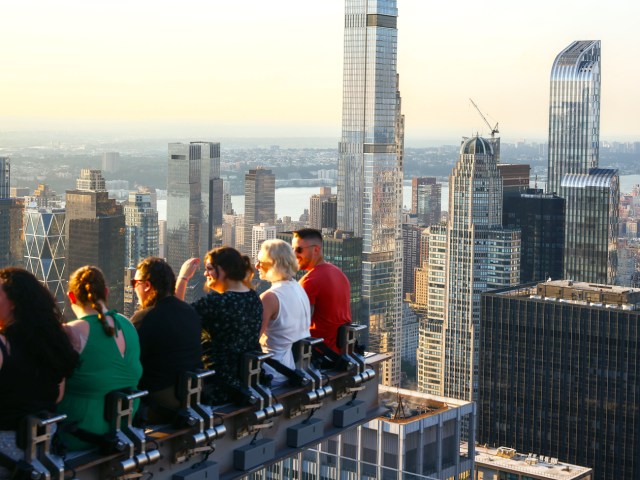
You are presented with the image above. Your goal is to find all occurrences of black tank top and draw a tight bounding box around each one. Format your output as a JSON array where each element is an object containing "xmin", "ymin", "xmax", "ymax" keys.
[{"xmin": 0, "ymin": 335, "xmax": 59, "ymax": 430}]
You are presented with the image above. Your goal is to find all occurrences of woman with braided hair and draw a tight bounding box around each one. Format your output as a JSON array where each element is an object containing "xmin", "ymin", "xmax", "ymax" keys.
[{"xmin": 58, "ymin": 266, "xmax": 142, "ymax": 451}]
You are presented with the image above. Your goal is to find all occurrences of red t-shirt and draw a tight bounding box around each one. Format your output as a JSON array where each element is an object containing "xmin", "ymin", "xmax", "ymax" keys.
[{"xmin": 299, "ymin": 263, "xmax": 351, "ymax": 352}]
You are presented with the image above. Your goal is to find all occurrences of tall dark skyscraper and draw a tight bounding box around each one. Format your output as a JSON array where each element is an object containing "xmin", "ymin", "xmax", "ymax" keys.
[
  {"xmin": 503, "ymin": 189, "xmax": 565, "ymax": 283},
  {"xmin": 479, "ymin": 280, "xmax": 640, "ymax": 480},
  {"xmin": 0, "ymin": 157, "xmax": 9, "ymax": 198},
  {"xmin": 65, "ymin": 169, "xmax": 125, "ymax": 311},
  {"xmin": 337, "ymin": 0, "xmax": 404, "ymax": 386},
  {"xmin": 244, "ymin": 168, "xmax": 275, "ymax": 258}
]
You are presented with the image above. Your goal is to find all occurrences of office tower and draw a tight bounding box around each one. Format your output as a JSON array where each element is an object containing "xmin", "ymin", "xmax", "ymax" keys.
[
  {"xmin": 0, "ymin": 158, "xmax": 24, "ymax": 268},
  {"xmin": 337, "ymin": 0, "xmax": 404, "ymax": 386},
  {"xmin": 479, "ymin": 280, "xmax": 640, "ymax": 480},
  {"xmin": 259, "ymin": 386, "xmax": 475, "ymax": 479},
  {"xmin": 124, "ymin": 192, "xmax": 159, "ymax": 268},
  {"xmin": 474, "ymin": 446, "xmax": 592, "ymax": 480},
  {"xmin": 167, "ymin": 142, "xmax": 220, "ymax": 297},
  {"xmin": 563, "ymin": 168, "xmax": 619, "ymax": 284},
  {"xmin": 496, "ymin": 163, "xmax": 530, "ymax": 197},
  {"xmin": 443, "ymin": 136, "xmax": 520, "ymax": 401},
  {"xmin": 102, "ymin": 152, "xmax": 120, "ymax": 173},
  {"xmin": 309, "ymin": 187, "xmax": 337, "ymax": 231},
  {"xmin": 65, "ymin": 169, "xmax": 125, "ymax": 311},
  {"xmin": 158, "ymin": 219, "xmax": 167, "ymax": 259},
  {"xmin": 503, "ymin": 189, "xmax": 565, "ymax": 282},
  {"xmin": 400, "ymin": 302, "xmax": 418, "ymax": 370},
  {"xmin": 251, "ymin": 223, "xmax": 276, "ymax": 262},
  {"xmin": 411, "ymin": 177, "xmax": 441, "ymax": 226},
  {"xmin": 244, "ymin": 168, "xmax": 275, "ymax": 255},
  {"xmin": 401, "ymin": 223, "xmax": 422, "ymax": 296},
  {"xmin": 209, "ymin": 177, "xmax": 224, "ymax": 248},
  {"xmin": 0, "ymin": 157, "xmax": 9, "ymax": 198},
  {"xmin": 416, "ymin": 224, "xmax": 446, "ymax": 395},
  {"xmin": 30, "ymin": 184, "xmax": 61, "ymax": 208},
  {"xmin": 277, "ymin": 231, "xmax": 363, "ymax": 326},
  {"xmin": 547, "ymin": 40, "xmax": 601, "ymax": 196},
  {"xmin": 24, "ymin": 206, "xmax": 67, "ymax": 309},
  {"xmin": 616, "ymin": 238, "xmax": 640, "ymax": 287}
]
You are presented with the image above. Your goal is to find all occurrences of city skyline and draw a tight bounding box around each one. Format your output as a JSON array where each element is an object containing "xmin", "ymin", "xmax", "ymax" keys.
[{"xmin": 1, "ymin": 2, "xmax": 639, "ymax": 143}]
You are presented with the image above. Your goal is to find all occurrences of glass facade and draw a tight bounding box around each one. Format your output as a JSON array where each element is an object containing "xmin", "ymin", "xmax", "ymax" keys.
[
  {"xmin": 443, "ymin": 137, "xmax": 520, "ymax": 401},
  {"xmin": 337, "ymin": 0, "xmax": 404, "ymax": 386},
  {"xmin": 412, "ymin": 177, "xmax": 441, "ymax": 227},
  {"xmin": 167, "ymin": 142, "xmax": 220, "ymax": 299},
  {"xmin": 124, "ymin": 192, "xmax": 159, "ymax": 268},
  {"xmin": 24, "ymin": 207, "xmax": 67, "ymax": 309},
  {"xmin": 503, "ymin": 190, "xmax": 565, "ymax": 283},
  {"xmin": 562, "ymin": 168, "xmax": 619, "ymax": 284},
  {"xmin": 0, "ymin": 157, "xmax": 9, "ymax": 199},
  {"xmin": 547, "ymin": 40, "xmax": 600, "ymax": 196},
  {"xmin": 479, "ymin": 282, "xmax": 640, "ymax": 480}
]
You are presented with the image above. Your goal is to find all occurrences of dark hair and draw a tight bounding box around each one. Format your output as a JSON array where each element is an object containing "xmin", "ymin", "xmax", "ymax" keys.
[
  {"xmin": 205, "ymin": 247, "xmax": 252, "ymax": 282},
  {"xmin": 136, "ymin": 257, "xmax": 176, "ymax": 308},
  {"xmin": 68, "ymin": 265, "xmax": 113, "ymax": 336},
  {"xmin": 0, "ymin": 268, "xmax": 78, "ymax": 379},
  {"xmin": 293, "ymin": 228, "xmax": 323, "ymax": 244}
]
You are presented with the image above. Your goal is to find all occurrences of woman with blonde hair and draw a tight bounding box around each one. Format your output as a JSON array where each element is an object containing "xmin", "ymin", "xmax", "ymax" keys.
[
  {"xmin": 59, "ymin": 266, "xmax": 142, "ymax": 450},
  {"xmin": 256, "ymin": 239, "xmax": 310, "ymax": 386}
]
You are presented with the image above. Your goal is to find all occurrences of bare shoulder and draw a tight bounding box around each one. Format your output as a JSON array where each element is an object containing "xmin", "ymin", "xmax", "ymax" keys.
[{"xmin": 63, "ymin": 319, "xmax": 90, "ymax": 350}]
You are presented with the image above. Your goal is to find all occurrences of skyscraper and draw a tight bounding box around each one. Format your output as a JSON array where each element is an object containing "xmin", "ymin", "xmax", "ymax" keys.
[
  {"xmin": 562, "ymin": 168, "xmax": 619, "ymax": 284},
  {"xmin": 480, "ymin": 280, "xmax": 640, "ymax": 480},
  {"xmin": 0, "ymin": 157, "xmax": 9, "ymax": 198},
  {"xmin": 167, "ymin": 142, "xmax": 220, "ymax": 296},
  {"xmin": 337, "ymin": 0, "xmax": 404, "ymax": 386},
  {"xmin": 24, "ymin": 206, "xmax": 67, "ymax": 309},
  {"xmin": 0, "ymin": 157, "xmax": 24, "ymax": 269},
  {"xmin": 441, "ymin": 136, "xmax": 520, "ymax": 401},
  {"xmin": 547, "ymin": 40, "xmax": 601, "ymax": 196},
  {"xmin": 411, "ymin": 177, "xmax": 441, "ymax": 226},
  {"xmin": 102, "ymin": 152, "xmax": 120, "ymax": 173},
  {"xmin": 244, "ymin": 168, "xmax": 275, "ymax": 258},
  {"xmin": 65, "ymin": 169, "xmax": 125, "ymax": 311},
  {"xmin": 124, "ymin": 191, "xmax": 159, "ymax": 268},
  {"xmin": 309, "ymin": 187, "xmax": 337, "ymax": 231}
]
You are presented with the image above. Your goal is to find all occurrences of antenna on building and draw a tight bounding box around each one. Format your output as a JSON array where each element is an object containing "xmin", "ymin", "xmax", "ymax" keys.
[{"xmin": 393, "ymin": 392, "xmax": 407, "ymax": 420}]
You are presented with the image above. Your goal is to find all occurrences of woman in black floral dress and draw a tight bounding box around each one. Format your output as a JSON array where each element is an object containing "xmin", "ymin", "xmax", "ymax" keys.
[{"xmin": 177, "ymin": 247, "xmax": 262, "ymax": 405}]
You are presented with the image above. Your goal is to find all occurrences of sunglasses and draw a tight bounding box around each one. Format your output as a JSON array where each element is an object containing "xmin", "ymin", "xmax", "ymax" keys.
[
  {"xmin": 130, "ymin": 279, "xmax": 144, "ymax": 288},
  {"xmin": 294, "ymin": 244, "xmax": 319, "ymax": 254}
]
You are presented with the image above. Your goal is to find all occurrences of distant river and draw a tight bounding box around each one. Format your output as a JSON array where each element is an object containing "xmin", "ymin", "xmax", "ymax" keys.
[{"xmin": 158, "ymin": 175, "xmax": 640, "ymax": 222}]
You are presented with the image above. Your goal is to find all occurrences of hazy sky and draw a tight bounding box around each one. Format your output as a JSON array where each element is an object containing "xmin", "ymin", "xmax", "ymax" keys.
[{"xmin": 1, "ymin": 1, "xmax": 639, "ymax": 143}]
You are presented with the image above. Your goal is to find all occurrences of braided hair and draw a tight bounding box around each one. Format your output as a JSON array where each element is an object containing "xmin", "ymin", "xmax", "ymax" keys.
[{"xmin": 68, "ymin": 265, "xmax": 115, "ymax": 336}]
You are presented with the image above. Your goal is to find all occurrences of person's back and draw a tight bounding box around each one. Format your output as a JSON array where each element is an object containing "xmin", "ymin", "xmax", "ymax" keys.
[
  {"xmin": 300, "ymin": 262, "xmax": 350, "ymax": 352},
  {"xmin": 59, "ymin": 265, "xmax": 142, "ymax": 451}
]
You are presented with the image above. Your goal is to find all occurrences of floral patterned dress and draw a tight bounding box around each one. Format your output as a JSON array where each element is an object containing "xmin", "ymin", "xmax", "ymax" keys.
[{"xmin": 192, "ymin": 290, "xmax": 263, "ymax": 405}]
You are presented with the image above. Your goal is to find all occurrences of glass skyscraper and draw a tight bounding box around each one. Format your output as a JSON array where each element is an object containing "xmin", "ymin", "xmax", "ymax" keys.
[
  {"xmin": 547, "ymin": 40, "xmax": 601, "ymax": 196},
  {"xmin": 337, "ymin": 0, "xmax": 404, "ymax": 386},
  {"xmin": 244, "ymin": 168, "xmax": 275, "ymax": 258}
]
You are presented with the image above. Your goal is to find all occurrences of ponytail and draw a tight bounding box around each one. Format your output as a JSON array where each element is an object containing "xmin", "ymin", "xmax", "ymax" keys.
[{"xmin": 70, "ymin": 266, "xmax": 115, "ymax": 337}]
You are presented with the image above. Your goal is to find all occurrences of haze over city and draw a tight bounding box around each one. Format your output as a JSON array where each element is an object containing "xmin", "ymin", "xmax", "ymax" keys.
[{"xmin": 1, "ymin": 0, "xmax": 639, "ymax": 144}]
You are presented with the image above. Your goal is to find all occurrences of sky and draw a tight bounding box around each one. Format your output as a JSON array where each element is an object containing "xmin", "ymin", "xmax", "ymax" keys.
[{"xmin": 1, "ymin": 1, "xmax": 639, "ymax": 144}]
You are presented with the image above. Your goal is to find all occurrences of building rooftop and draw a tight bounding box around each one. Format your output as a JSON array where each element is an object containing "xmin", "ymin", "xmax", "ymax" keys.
[
  {"xmin": 496, "ymin": 279, "xmax": 640, "ymax": 310},
  {"xmin": 377, "ymin": 385, "xmax": 472, "ymax": 424},
  {"xmin": 469, "ymin": 445, "xmax": 593, "ymax": 480}
]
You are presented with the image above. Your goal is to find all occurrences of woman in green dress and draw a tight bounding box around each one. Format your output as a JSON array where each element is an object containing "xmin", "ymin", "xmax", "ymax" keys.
[{"xmin": 59, "ymin": 265, "xmax": 142, "ymax": 451}]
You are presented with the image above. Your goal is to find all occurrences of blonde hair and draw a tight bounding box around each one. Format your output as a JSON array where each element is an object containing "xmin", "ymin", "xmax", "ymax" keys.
[{"xmin": 259, "ymin": 239, "xmax": 298, "ymax": 282}]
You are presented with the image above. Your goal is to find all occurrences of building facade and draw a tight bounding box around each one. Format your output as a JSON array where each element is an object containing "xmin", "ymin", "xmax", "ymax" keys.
[
  {"xmin": 412, "ymin": 177, "xmax": 441, "ymax": 226},
  {"xmin": 402, "ymin": 223, "xmax": 423, "ymax": 297},
  {"xmin": 547, "ymin": 40, "xmax": 601, "ymax": 196},
  {"xmin": 24, "ymin": 207, "xmax": 67, "ymax": 309},
  {"xmin": 124, "ymin": 192, "xmax": 159, "ymax": 268},
  {"xmin": 244, "ymin": 168, "xmax": 275, "ymax": 256},
  {"xmin": 65, "ymin": 169, "xmax": 125, "ymax": 311},
  {"xmin": 443, "ymin": 136, "xmax": 520, "ymax": 401},
  {"xmin": 337, "ymin": 0, "xmax": 404, "ymax": 386},
  {"xmin": 479, "ymin": 280, "xmax": 640, "ymax": 480},
  {"xmin": 0, "ymin": 157, "xmax": 9, "ymax": 199},
  {"xmin": 562, "ymin": 168, "xmax": 619, "ymax": 284},
  {"xmin": 502, "ymin": 189, "xmax": 565, "ymax": 283},
  {"xmin": 167, "ymin": 142, "xmax": 220, "ymax": 299},
  {"xmin": 309, "ymin": 187, "xmax": 337, "ymax": 231}
]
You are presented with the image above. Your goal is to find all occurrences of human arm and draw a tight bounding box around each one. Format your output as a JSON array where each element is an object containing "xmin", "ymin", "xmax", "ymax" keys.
[
  {"xmin": 56, "ymin": 378, "xmax": 66, "ymax": 403},
  {"xmin": 259, "ymin": 290, "xmax": 279, "ymax": 337},
  {"xmin": 175, "ymin": 257, "xmax": 200, "ymax": 300}
]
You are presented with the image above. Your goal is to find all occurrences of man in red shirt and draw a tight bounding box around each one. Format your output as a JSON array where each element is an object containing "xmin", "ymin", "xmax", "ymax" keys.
[{"xmin": 293, "ymin": 229, "xmax": 351, "ymax": 353}]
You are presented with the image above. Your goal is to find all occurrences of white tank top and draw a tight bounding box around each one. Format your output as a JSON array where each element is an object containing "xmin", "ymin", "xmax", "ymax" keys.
[{"xmin": 261, "ymin": 280, "xmax": 311, "ymax": 385}]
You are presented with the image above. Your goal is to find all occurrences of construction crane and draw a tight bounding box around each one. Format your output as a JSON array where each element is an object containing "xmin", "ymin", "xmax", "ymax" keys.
[{"xmin": 469, "ymin": 98, "xmax": 499, "ymax": 138}]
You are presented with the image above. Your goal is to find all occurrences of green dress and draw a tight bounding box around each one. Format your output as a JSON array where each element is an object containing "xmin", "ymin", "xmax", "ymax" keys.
[{"xmin": 58, "ymin": 312, "xmax": 142, "ymax": 451}]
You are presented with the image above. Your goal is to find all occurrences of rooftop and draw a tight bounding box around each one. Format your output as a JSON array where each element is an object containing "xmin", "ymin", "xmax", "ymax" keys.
[
  {"xmin": 377, "ymin": 385, "xmax": 472, "ymax": 423},
  {"xmin": 469, "ymin": 445, "xmax": 593, "ymax": 480}
]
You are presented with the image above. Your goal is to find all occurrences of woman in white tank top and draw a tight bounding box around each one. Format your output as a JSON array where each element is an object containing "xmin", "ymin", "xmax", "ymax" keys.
[{"xmin": 256, "ymin": 239, "xmax": 311, "ymax": 386}]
